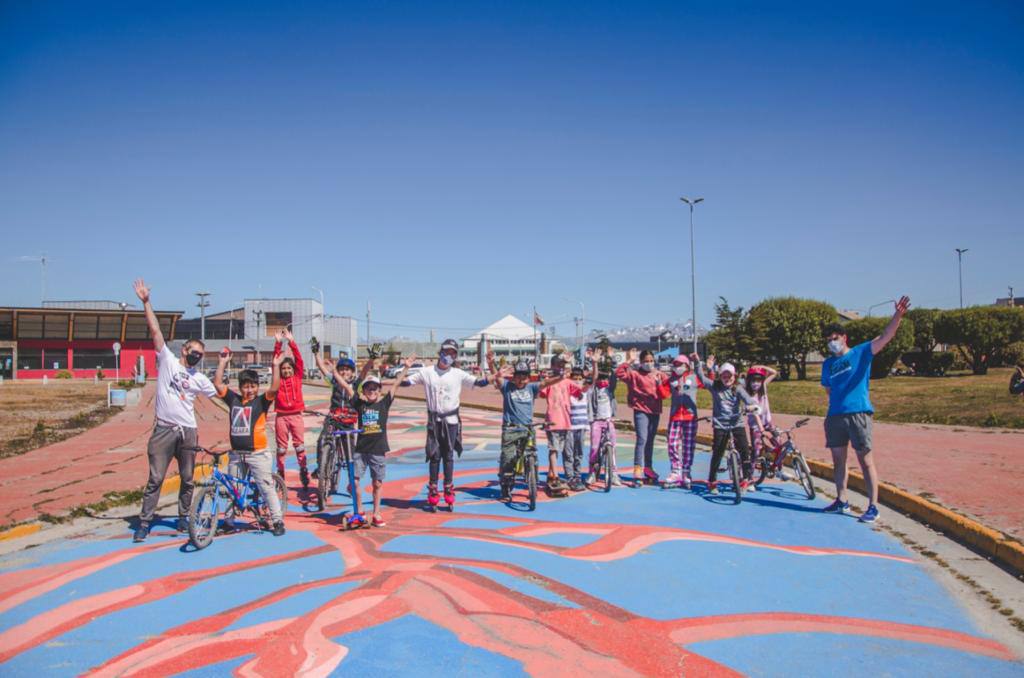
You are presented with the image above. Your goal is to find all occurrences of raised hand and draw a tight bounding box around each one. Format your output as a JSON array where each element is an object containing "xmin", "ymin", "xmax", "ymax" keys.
[
  {"xmin": 689, "ymin": 352, "xmax": 700, "ymax": 363},
  {"xmin": 133, "ymin": 279, "xmax": 150, "ymax": 304},
  {"xmin": 894, "ymin": 295, "xmax": 911, "ymax": 318},
  {"xmin": 274, "ymin": 330, "xmax": 284, "ymax": 344},
  {"xmin": 283, "ymin": 328, "xmax": 294, "ymax": 342},
  {"xmin": 486, "ymin": 349, "xmax": 495, "ymax": 364},
  {"xmin": 706, "ymin": 354, "xmax": 716, "ymax": 368},
  {"xmin": 218, "ymin": 347, "xmax": 231, "ymax": 364},
  {"xmin": 626, "ymin": 348, "xmax": 639, "ymax": 363},
  {"xmin": 402, "ymin": 353, "xmax": 418, "ymax": 369},
  {"xmin": 272, "ymin": 351, "xmax": 285, "ymax": 366}
]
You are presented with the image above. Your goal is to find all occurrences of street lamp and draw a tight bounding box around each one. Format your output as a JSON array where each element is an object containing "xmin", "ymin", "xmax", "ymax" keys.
[
  {"xmin": 867, "ymin": 299, "xmax": 895, "ymax": 317},
  {"xmin": 680, "ymin": 196, "xmax": 704, "ymax": 354},
  {"xmin": 195, "ymin": 292, "xmax": 210, "ymax": 369},
  {"xmin": 955, "ymin": 248, "xmax": 969, "ymax": 309},
  {"xmin": 564, "ymin": 298, "xmax": 585, "ymax": 360}
]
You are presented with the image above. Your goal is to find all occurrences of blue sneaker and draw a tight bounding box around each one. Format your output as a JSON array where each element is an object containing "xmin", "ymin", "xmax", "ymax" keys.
[
  {"xmin": 859, "ymin": 504, "xmax": 879, "ymax": 523},
  {"xmin": 822, "ymin": 499, "xmax": 850, "ymax": 514}
]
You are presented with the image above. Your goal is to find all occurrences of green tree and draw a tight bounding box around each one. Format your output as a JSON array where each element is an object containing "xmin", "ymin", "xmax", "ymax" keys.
[
  {"xmin": 842, "ymin": 317, "xmax": 915, "ymax": 379},
  {"xmin": 934, "ymin": 307, "xmax": 1024, "ymax": 375},
  {"xmin": 746, "ymin": 297, "xmax": 836, "ymax": 380}
]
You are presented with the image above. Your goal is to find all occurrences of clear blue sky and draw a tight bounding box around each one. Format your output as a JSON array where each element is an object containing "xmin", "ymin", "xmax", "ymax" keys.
[{"xmin": 2, "ymin": 1, "xmax": 1021, "ymax": 339}]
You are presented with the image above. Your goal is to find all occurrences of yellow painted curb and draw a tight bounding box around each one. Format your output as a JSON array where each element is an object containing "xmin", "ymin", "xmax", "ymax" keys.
[{"xmin": 0, "ymin": 523, "xmax": 42, "ymax": 542}]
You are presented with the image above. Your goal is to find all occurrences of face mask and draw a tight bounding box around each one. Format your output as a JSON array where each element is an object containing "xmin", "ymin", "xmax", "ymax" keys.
[
  {"xmin": 673, "ymin": 366, "xmax": 687, "ymax": 376},
  {"xmin": 749, "ymin": 380, "xmax": 763, "ymax": 392},
  {"xmin": 640, "ymin": 363, "xmax": 654, "ymax": 373},
  {"xmin": 828, "ymin": 339, "xmax": 845, "ymax": 355},
  {"xmin": 185, "ymin": 351, "xmax": 202, "ymax": 367},
  {"xmin": 438, "ymin": 354, "xmax": 455, "ymax": 368}
]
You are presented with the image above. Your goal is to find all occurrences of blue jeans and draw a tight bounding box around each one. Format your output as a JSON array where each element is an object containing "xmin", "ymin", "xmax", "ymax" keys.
[{"xmin": 633, "ymin": 411, "xmax": 660, "ymax": 467}]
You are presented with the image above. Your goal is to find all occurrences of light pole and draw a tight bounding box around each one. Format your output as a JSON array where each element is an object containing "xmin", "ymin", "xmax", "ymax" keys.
[
  {"xmin": 680, "ymin": 196, "xmax": 704, "ymax": 354},
  {"xmin": 564, "ymin": 298, "xmax": 585, "ymax": 361},
  {"xmin": 311, "ymin": 286, "xmax": 325, "ymax": 363},
  {"xmin": 955, "ymin": 248, "xmax": 968, "ymax": 309},
  {"xmin": 867, "ymin": 299, "xmax": 895, "ymax": 317},
  {"xmin": 253, "ymin": 308, "xmax": 263, "ymax": 363},
  {"xmin": 195, "ymin": 292, "xmax": 210, "ymax": 368}
]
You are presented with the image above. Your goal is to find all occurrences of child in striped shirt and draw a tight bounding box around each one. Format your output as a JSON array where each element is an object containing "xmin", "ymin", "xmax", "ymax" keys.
[{"xmin": 565, "ymin": 365, "xmax": 591, "ymax": 491}]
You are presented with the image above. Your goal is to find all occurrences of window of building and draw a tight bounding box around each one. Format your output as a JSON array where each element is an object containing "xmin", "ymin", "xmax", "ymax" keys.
[
  {"xmin": 0, "ymin": 312, "xmax": 12, "ymax": 340},
  {"xmin": 43, "ymin": 314, "xmax": 69, "ymax": 339},
  {"xmin": 73, "ymin": 348, "xmax": 119, "ymax": 370},
  {"xmin": 18, "ymin": 348, "xmax": 43, "ymax": 370},
  {"xmin": 74, "ymin": 315, "xmax": 99, "ymax": 339},
  {"xmin": 97, "ymin": 315, "xmax": 122, "ymax": 339},
  {"xmin": 124, "ymin": 315, "xmax": 149, "ymax": 339},
  {"xmin": 16, "ymin": 314, "xmax": 44, "ymax": 339},
  {"xmin": 45, "ymin": 348, "xmax": 68, "ymax": 370}
]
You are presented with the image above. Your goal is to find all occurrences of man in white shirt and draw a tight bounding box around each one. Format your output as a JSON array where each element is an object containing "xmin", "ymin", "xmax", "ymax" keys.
[
  {"xmin": 132, "ymin": 279, "xmax": 219, "ymax": 542},
  {"xmin": 403, "ymin": 339, "xmax": 488, "ymax": 510}
]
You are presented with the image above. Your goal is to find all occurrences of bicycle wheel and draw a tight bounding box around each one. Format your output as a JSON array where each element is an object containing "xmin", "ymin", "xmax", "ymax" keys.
[
  {"xmin": 189, "ymin": 484, "xmax": 220, "ymax": 550},
  {"xmin": 728, "ymin": 451, "xmax": 743, "ymax": 505},
  {"xmin": 603, "ymin": 440, "xmax": 614, "ymax": 493},
  {"xmin": 317, "ymin": 440, "xmax": 334, "ymax": 511},
  {"xmin": 330, "ymin": 438, "xmax": 346, "ymax": 495},
  {"xmin": 792, "ymin": 452, "xmax": 816, "ymax": 500},
  {"xmin": 525, "ymin": 453, "xmax": 537, "ymax": 511},
  {"xmin": 754, "ymin": 455, "xmax": 770, "ymax": 487}
]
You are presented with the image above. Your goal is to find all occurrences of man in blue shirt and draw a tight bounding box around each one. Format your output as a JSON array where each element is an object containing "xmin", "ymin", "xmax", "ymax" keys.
[{"xmin": 820, "ymin": 295, "xmax": 910, "ymax": 523}]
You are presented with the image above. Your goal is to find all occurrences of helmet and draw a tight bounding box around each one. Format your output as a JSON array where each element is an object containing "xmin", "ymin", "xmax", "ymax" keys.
[
  {"xmin": 513, "ymin": 360, "xmax": 531, "ymax": 375},
  {"xmin": 747, "ymin": 366, "xmax": 768, "ymax": 378},
  {"xmin": 672, "ymin": 354, "xmax": 690, "ymax": 366},
  {"xmin": 336, "ymin": 357, "xmax": 356, "ymax": 370},
  {"xmin": 550, "ymin": 355, "xmax": 566, "ymax": 370}
]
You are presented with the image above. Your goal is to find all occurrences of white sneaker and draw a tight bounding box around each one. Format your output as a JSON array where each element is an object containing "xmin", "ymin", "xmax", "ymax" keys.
[{"xmin": 611, "ymin": 474, "xmax": 624, "ymax": 487}]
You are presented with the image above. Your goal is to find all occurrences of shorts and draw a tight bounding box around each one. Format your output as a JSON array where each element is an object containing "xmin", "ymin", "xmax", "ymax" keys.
[
  {"xmin": 546, "ymin": 430, "xmax": 570, "ymax": 454},
  {"xmin": 353, "ymin": 452, "xmax": 386, "ymax": 482},
  {"xmin": 824, "ymin": 412, "xmax": 873, "ymax": 452}
]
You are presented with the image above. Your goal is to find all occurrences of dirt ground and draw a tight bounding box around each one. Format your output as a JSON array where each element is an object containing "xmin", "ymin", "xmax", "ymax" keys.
[{"xmin": 0, "ymin": 381, "xmax": 114, "ymax": 458}]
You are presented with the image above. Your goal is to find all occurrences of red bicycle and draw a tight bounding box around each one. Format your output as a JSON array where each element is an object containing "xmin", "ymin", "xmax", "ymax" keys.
[{"xmin": 752, "ymin": 418, "xmax": 816, "ymax": 499}]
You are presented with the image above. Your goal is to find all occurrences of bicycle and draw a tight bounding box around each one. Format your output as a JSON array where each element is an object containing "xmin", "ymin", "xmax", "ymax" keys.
[
  {"xmin": 505, "ymin": 421, "xmax": 543, "ymax": 510},
  {"xmin": 752, "ymin": 418, "xmax": 815, "ymax": 499},
  {"xmin": 588, "ymin": 422, "xmax": 616, "ymax": 493},
  {"xmin": 698, "ymin": 416, "xmax": 744, "ymax": 505},
  {"xmin": 187, "ymin": 447, "xmax": 287, "ymax": 550},
  {"xmin": 306, "ymin": 410, "xmax": 363, "ymax": 518}
]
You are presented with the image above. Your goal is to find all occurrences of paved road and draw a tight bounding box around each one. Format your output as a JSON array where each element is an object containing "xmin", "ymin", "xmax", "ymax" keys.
[
  {"xmin": 404, "ymin": 383, "xmax": 1024, "ymax": 540},
  {"xmin": 0, "ymin": 394, "xmax": 1019, "ymax": 676}
]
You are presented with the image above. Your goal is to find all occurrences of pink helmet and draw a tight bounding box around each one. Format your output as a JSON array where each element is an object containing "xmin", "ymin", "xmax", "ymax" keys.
[
  {"xmin": 747, "ymin": 366, "xmax": 768, "ymax": 378},
  {"xmin": 672, "ymin": 354, "xmax": 690, "ymax": 366}
]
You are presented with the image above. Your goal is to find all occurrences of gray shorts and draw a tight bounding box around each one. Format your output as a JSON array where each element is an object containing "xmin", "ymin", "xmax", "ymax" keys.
[
  {"xmin": 546, "ymin": 430, "xmax": 570, "ymax": 454},
  {"xmin": 354, "ymin": 452, "xmax": 386, "ymax": 482},
  {"xmin": 824, "ymin": 412, "xmax": 873, "ymax": 452}
]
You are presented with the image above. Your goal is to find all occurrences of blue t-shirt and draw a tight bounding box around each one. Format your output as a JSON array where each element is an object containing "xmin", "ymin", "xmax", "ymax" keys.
[
  {"xmin": 821, "ymin": 341, "xmax": 874, "ymax": 415},
  {"xmin": 501, "ymin": 381, "xmax": 541, "ymax": 427}
]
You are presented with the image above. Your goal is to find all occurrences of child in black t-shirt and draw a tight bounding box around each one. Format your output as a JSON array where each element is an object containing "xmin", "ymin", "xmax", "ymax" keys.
[{"xmin": 348, "ymin": 355, "xmax": 415, "ymax": 528}]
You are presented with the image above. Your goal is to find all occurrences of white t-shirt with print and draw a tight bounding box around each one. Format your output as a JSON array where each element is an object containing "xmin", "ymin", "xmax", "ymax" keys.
[
  {"xmin": 405, "ymin": 365, "xmax": 480, "ymax": 423},
  {"xmin": 154, "ymin": 345, "xmax": 218, "ymax": 428}
]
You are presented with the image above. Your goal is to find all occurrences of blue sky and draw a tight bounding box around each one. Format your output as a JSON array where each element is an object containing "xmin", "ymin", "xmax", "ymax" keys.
[{"xmin": 1, "ymin": 1, "xmax": 1021, "ymax": 339}]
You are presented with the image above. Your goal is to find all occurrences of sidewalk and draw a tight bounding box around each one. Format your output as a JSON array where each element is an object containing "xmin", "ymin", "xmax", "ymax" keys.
[
  {"xmin": 0, "ymin": 384, "xmax": 229, "ymax": 526},
  {"xmin": 395, "ymin": 384, "xmax": 1024, "ymax": 541}
]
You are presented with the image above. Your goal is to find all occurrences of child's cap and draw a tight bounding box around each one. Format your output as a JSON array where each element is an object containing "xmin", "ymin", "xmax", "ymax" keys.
[
  {"xmin": 672, "ymin": 355, "xmax": 690, "ymax": 366},
  {"xmin": 719, "ymin": 362, "xmax": 736, "ymax": 375},
  {"xmin": 362, "ymin": 375, "xmax": 382, "ymax": 389}
]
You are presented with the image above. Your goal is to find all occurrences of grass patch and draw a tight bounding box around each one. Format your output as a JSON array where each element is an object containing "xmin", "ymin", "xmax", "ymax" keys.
[
  {"xmin": 0, "ymin": 382, "xmax": 121, "ymax": 459},
  {"xmin": 3, "ymin": 489, "xmax": 144, "ymax": 530},
  {"xmin": 618, "ymin": 366, "xmax": 1024, "ymax": 429}
]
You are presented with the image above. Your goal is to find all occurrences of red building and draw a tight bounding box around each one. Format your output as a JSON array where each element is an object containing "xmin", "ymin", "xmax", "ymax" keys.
[{"xmin": 0, "ymin": 305, "xmax": 182, "ymax": 380}]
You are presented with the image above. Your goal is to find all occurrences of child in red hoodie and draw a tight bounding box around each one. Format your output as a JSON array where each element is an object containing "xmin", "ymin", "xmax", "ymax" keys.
[{"xmin": 273, "ymin": 329, "xmax": 309, "ymax": 487}]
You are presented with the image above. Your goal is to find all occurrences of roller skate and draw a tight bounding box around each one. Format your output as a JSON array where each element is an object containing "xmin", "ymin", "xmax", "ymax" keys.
[
  {"xmin": 632, "ymin": 465, "xmax": 644, "ymax": 488},
  {"xmin": 443, "ymin": 485, "xmax": 456, "ymax": 512},
  {"xmin": 643, "ymin": 467, "xmax": 660, "ymax": 486},
  {"xmin": 426, "ymin": 484, "xmax": 440, "ymax": 512},
  {"xmin": 546, "ymin": 473, "xmax": 569, "ymax": 498},
  {"xmin": 662, "ymin": 468, "xmax": 684, "ymax": 489}
]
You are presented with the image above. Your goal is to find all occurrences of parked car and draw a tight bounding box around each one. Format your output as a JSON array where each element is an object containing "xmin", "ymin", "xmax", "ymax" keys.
[{"xmin": 243, "ymin": 363, "xmax": 272, "ymax": 384}]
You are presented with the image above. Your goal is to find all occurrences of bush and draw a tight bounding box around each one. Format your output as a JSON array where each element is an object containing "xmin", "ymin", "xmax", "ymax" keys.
[
  {"xmin": 996, "ymin": 341, "xmax": 1024, "ymax": 368},
  {"xmin": 901, "ymin": 350, "xmax": 955, "ymax": 376},
  {"xmin": 934, "ymin": 306, "xmax": 1024, "ymax": 375},
  {"xmin": 54, "ymin": 370, "xmax": 73, "ymax": 379},
  {"xmin": 746, "ymin": 296, "xmax": 836, "ymax": 380},
  {"xmin": 842, "ymin": 317, "xmax": 915, "ymax": 379}
]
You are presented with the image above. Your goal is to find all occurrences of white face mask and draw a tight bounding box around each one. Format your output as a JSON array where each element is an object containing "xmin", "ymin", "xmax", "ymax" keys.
[
  {"xmin": 673, "ymin": 366, "xmax": 687, "ymax": 376},
  {"xmin": 828, "ymin": 339, "xmax": 845, "ymax": 355}
]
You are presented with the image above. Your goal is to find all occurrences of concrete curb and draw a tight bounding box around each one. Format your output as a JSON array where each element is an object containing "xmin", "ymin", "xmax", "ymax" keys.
[{"xmin": 391, "ymin": 393, "xmax": 1024, "ymax": 577}]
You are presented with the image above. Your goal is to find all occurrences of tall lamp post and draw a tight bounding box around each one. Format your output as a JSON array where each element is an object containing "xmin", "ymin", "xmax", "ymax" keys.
[
  {"xmin": 867, "ymin": 299, "xmax": 895, "ymax": 317},
  {"xmin": 195, "ymin": 292, "xmax": 210, "ymax": 368},
  {"xmin": 955, "ymin": 248, "xmax": 969, "ymax": 309},
  {"xmin": 680, "ymin": 196, "xmax": 704, "ymax": 354},
  {"xmin": 564, "ymin": 298, "xmax": 585, "ymax": 362}
]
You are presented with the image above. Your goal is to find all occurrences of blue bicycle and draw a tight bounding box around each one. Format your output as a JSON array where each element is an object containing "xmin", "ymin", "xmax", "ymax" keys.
[
  {"xmin": 187, "ymin": 447, "xmax": 287, "ymax": 550},
  {"xmin": 306, "ymin": 410, "xmax": 364, "ymax": 526}
]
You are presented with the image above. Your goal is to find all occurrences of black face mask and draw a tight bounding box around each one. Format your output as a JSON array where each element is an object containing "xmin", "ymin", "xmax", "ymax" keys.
[{"xmin": 185, "ymin": 351, "xmax": 202, "ymax": 367}]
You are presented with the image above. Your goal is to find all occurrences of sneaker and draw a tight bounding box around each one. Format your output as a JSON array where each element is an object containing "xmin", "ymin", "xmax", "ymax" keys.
[
  {"xmin": 681, "ymin": 473, "xmax": 692, "ymax": 490},
  {"xmin": 569, "ymin": 478, "xmax": 586, "ymax": 492},
  {"xmin": 823, "ymin": 499, "xmax": 851, "ymax": 514},
  {"xmin": 663, "ymin": 470, "xmax": 683, "ymax": 486},
  {"xmin": 299, "ymin": 467, "xmax": 310, "ymax": 488},
  {"xmin": 271, "ymin": 521, "xmax": 286, "ymax": 536},
  {"xmin": 499, "ymin": 481, "xmax": 512, "ymax": 502},
  {"xmin": 132, "ymin": 524, "xmax": 149, "ymax": 542},
  {"xmin": 372, "ymin": 514, "xmax": 387, "ymax": 527},
  {"xmin": 610, "ymin": 473, "xmax": 624, "ymax": 487},
  {"xmin": 632, "ymin": 465, "xmax": 643, "ymax": 487},
  {"xmin": 859, "ymin": 504, "xmax": 880, "ymax": 523},
  {"xmin": 707, "ymin": 483, "xmax": 719, "ymax": 495},
  {"xmin": 176, "ymin": 517, "xmax": 188, "ymax": 533}
]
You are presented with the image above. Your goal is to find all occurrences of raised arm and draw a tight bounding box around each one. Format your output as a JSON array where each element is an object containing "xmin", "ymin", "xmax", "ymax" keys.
[
  {"xmin": 267, "ymin": 351, "xmax": 283, "ymax": 398},
  {"xmin": 871, "ymin": 296, "xmax": 911, "ymax": 355},
  {"xmin": 389, "ymin": 354, "xmax": 417, "ymax": 398},
  {"xmin": 692, "ymin": 353, "xmax": 716, "ymax": 389},
  {"xmin": 284, "ymin": 329, "xmax": 304, "ymax": 373},
  {"xmin": 486, "ymin": 350, "xmax": 505, "ymax": 389},
  {"xmin": 214, "ymin": 348, "xmax": 230, "ymax": 396},
  {"xmin": 133, "ymin": 279, "xmax": 164, "ymax": 353},
  {"xmin": 358, "ymin": 357, "xmax": 374, "ymax": 383},
  {"xmin": 754, "ymin": 364, "xmax": 779, "ymax": 385},
  {"xmin": 314, "ymin": 351, "xmax": 331, "ymax": 379},
  {"xmin": 331, "ymin": 365, "xmax": 355, "ymax": 398}
]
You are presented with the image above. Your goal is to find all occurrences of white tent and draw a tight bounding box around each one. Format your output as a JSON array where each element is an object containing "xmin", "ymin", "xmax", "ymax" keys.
[{"xmin": 463, "ymin": 314, "xmax": 535, "ymax": 341}]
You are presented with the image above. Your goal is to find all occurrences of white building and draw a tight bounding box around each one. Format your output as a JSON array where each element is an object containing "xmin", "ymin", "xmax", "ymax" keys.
[{"xmin": 459, "ymin": 314, "xmax": 540, "ymax": 366}]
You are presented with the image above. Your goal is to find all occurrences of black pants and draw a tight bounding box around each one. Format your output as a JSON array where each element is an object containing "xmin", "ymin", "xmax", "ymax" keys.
[
  {"xmin": 426, "ymin": 419, "xmax": 461, "ymax": 488},
  {"xmin": 709, "ymin": 427, "xmax": 752, "ymax": 483},
  {"xmin": 139, "ymin": 424, "xmax": 198, "ymax": 524}
]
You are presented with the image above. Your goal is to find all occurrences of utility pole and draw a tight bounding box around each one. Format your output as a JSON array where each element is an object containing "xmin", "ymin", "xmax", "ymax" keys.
[
  {"xmin": 955, "ymin": 248, "xmax": 968, "ymax": 309},
  {"xmin": 1010, "ymin": 286, "xmax": 1016, "ymax": 308},
  {"xmin": 195, "ymin": 292, "xmax": 210, "ymax": 368},
  {"xmin": 311, "ymin": 286, "xmax": 325, "ymax": 364},
  {"xmin": 681, "ymin": 197, "xmax": 704, "ymax": 354},
  {"xmin": 254, "ymin": 308, "xmax": 263, "ymax": 363}
]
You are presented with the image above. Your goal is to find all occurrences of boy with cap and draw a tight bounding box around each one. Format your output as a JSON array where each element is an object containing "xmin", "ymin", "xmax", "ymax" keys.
[{"xmin": 403, "ymin": 339, "xmax": 489, "ymax": 510}]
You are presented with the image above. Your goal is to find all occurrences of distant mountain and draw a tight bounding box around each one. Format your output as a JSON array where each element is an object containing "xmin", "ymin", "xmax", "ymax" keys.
[{"xmin": 584, "ymin": 320, "xmax": 707, "ymax": 344}]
